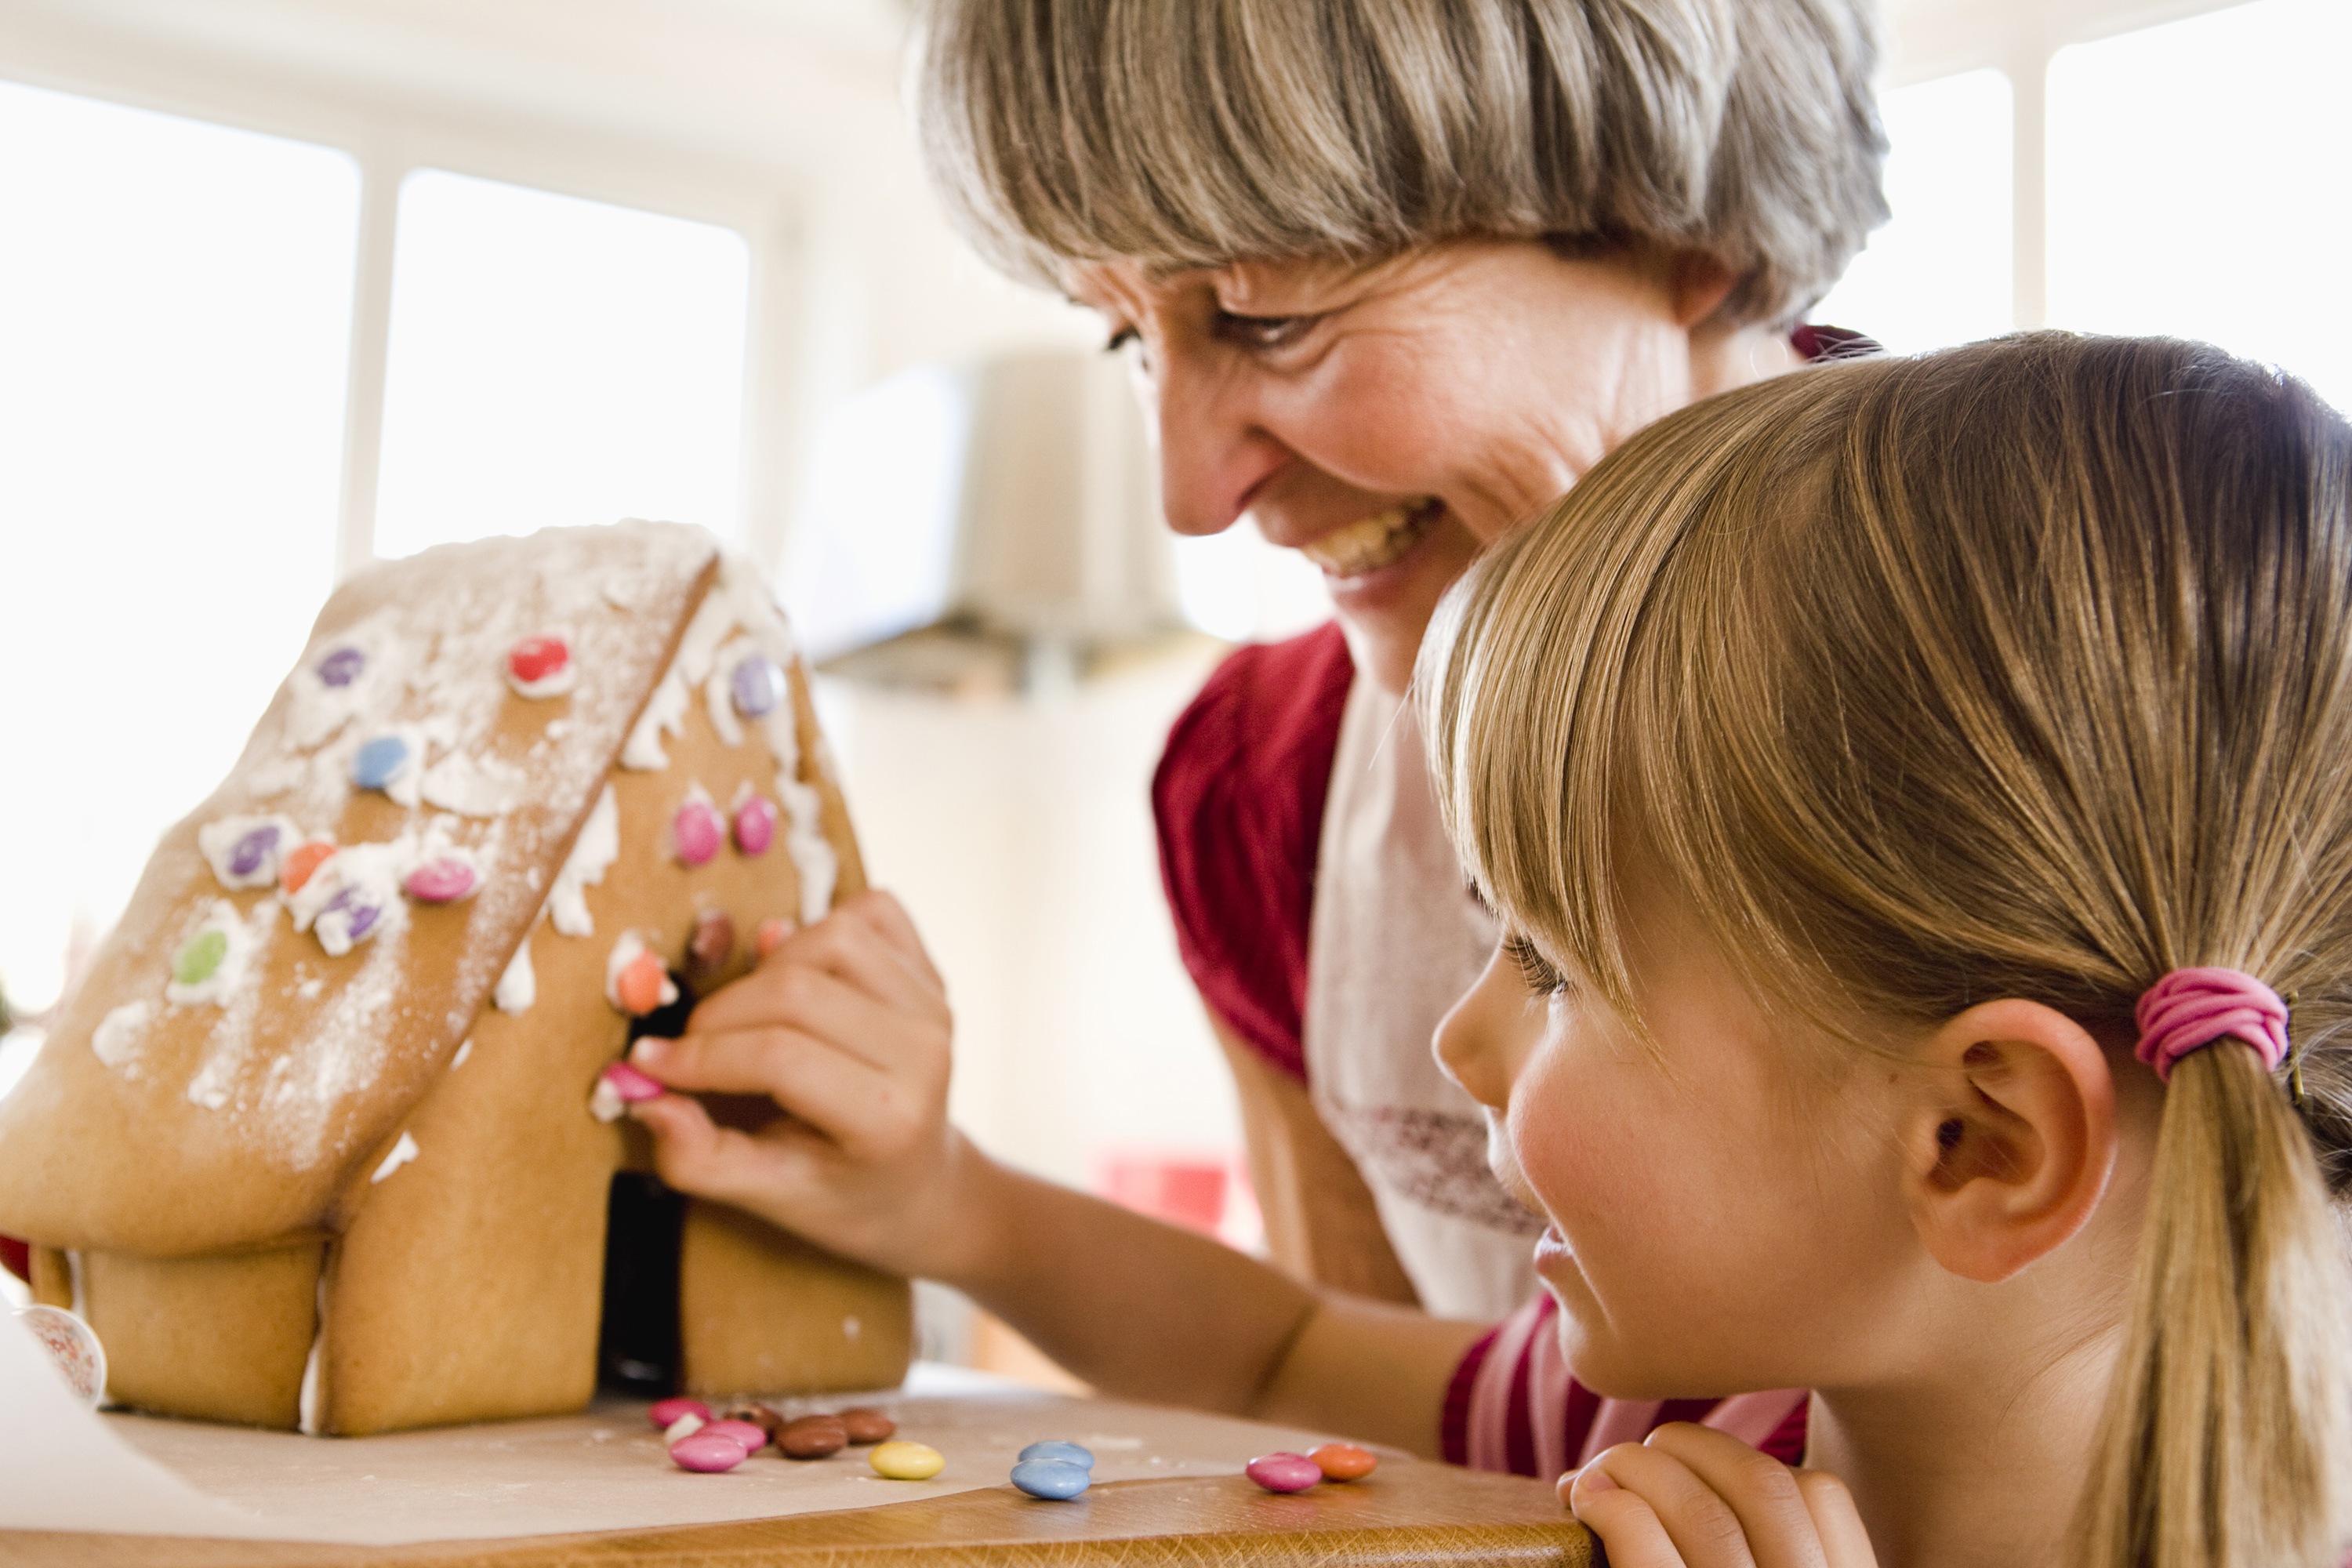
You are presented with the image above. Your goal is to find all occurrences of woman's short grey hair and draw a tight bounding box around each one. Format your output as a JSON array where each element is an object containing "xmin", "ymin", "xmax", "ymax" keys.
[{"xmin": 916, "ymin": 0, "xmax": 1889, "ymax": 327}]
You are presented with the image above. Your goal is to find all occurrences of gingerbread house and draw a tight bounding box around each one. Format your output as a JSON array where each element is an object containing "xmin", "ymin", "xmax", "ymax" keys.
[{"xmin": 0, "ymin": 521, "xmax": 911, "ymax": 1435}]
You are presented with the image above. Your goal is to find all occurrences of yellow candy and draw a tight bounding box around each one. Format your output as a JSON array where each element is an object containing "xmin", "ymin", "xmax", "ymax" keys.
[{"xmin": 868, "ymin": 1440, "xmax": 946, "ymax": 1480}]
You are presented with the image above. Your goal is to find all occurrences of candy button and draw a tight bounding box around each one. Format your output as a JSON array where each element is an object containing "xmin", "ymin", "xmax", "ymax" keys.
[
  {"xmin": 1244, "ymin": 1452, "xmax": 1323, "ymax": 1493},
  {"xmin": 731, "ymin": 655, "xmax": 786, "ymax": 718},
  {"xmin": 402, "ymin": 858, "xmax": 477, "ymax": 902},
  {"xmin": 686, "ymin": 910, "xmax": 735, "ymax": 977},
  {"xmin": 317, "ymin": 646, "xmax": 365, "ymax": 688},
  {"xmin": 839, "ymin": 1406, "xmax": 896, "ymax": 1444},
  {"xmin": 756, "ymin": 918, "xmax": 795, "ymax": 959},
  {"xmin": 1011, "ymin": 1459, "xmax": 1090, "ymax": 1501},
  {"xmin": 869, "ymin": 1441, "xmax": 946, "ymax": 1480},
  {"xmin": 648, "ymin": 1397, "xmax": 710, "ymax": 1430},
  {"xmin": 779, "ymin": 1414, "xmax": 848, "ymax": 1458},
  {"xmin": 724, "ymin": 1404, "xmax": 784, "ymax": 1438},
  {"xmin": 1309, "ymin": 1443, "xmax": 1378, "ymax": 1482},
  {"xmin": 733, "ymin": 795, "xmax": 777, "ymax": 857},
  {"xmin": 325, "ymin": 887, "xmax": 381, "ymax": 942},
  {"xmin": 351, "ymin": 735, "xmax": 410, "ymax": 791},
  {"xmin": 663, "ymin": 1411, "xmax": 707, "ymax": 1444},
  {"xmin": 704, "ymin": 1419, "xmax": 768, "ymax": 1451},
  {"xmin": 601, "ymin": 1061, "xmax": 665, "ymax": 1104},
  {"xmin": 615, "ymin": 953, "xmax": 671, "ymax": 1016},
  {"xmin": 1018, "ymin": 1440, "xmax": 1094, "ymax": 1469},
  {"xmin": 172, "ymin": 931, "xmax": 228, "ymax": 988},
  {"xmin": 507, "ymin": 634, "xmax": 569, "ymax": 686},
  {"xmin": 227, "ymin": 825, "xmax": 282, "ymax": 880},
  {"xmin": 670, "ymin": 1432, "xmax": 749, "ymax": 1473},
  {"xmin": 673, "ymin": 800, "xmax": 724, "ymax": 867},
  {"xmin": 281, "ymin": 841, "xmax": 335, "ymax": 895}
]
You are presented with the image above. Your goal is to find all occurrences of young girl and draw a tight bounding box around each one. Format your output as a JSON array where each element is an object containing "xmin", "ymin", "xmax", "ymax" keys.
[{"xmin": 628, "ymin": 332, "xmax": 2352, "ymax": 1566}]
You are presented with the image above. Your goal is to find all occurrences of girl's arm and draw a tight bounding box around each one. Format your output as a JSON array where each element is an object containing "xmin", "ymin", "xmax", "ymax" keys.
[{"xmin": 623, "ymin": 891, "xmax": 1483, "ymax": 1454}]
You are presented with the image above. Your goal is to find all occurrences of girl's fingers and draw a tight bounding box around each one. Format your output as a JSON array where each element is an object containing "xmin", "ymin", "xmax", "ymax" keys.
[
  {"xmin": 631, "ymin": 1025, "xmax": 926, "ymax": 1159},
  {"xmin": 696, "ymin": 913, "xmax": 948, "ymax": 1042},
  {"xmin": 683, "ymin": 960, "xmax": 946, "ymax": 1080},
  {"xmin": 1566, "ymin": 1427, "xmax": 1843, "ymax": 1568},
  {"xmin": 628, "ymin": 1092, "xmax": 840, "ymax": 1213},
  {"xmin": 1636, "ymin": 1425, "xmax": 1830, "ymax": 1568},
  {"xmin": 1795, "ymin": 1472, "xmax": 1878, "ymax": 1568},
  {"xmin": 1564, "ymin": 1461, "xmax": 1711, "ymax": 1568}
]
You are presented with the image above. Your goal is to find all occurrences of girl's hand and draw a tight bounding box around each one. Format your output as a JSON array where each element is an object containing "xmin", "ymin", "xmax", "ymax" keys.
[
  {"xmin": 623, "ymin": 891, "xmax": 984, "ymax": 1279},
  {"xmin": 1563, "ymin": 1424, "xmax": 1877, "ymax": 1568}
]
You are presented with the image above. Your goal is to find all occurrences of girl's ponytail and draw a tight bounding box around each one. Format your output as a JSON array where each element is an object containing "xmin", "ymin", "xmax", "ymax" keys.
[{"xmin": 2079, "ymin": 1041, "xmax": 2352, "ymax": 1568}]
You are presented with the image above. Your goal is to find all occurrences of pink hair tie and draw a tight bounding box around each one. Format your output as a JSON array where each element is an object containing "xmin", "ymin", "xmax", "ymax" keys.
[{"xmin": 2133, "ymin": 967, "xmax": 2291, "ymax": 1084}]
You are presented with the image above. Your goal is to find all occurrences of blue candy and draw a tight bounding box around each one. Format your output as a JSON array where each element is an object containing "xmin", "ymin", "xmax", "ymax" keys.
[
  {"xmin": 731, "ymin": 655, "xmax": 786, "ymax": 718},
  {"xmin": 351, "ymin": 735, "xmax": 410, "ymax": 791},
  {"xmin": 1017, "ymin": 1440, "xmax": 1094, "ymax": 1469},
  {"xmin": 1010, "ymin": 1459, "xmax": 1091, "ymax": 1501}
]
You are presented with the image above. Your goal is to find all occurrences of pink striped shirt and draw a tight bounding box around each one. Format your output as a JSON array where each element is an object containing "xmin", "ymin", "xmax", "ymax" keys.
[{"xmin": 1442, "ymin": 1292, "xmax": 1810, "ymax": 1477}]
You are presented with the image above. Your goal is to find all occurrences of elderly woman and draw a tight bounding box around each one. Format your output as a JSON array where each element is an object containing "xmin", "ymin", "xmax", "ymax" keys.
[
  {"xmin": 926, "ymin": 0, "xmax": 1886, "ymax": 1320},
  {"xmin": 627, "ymin": 0, "xmax": 1886, "ymax": 1472}
]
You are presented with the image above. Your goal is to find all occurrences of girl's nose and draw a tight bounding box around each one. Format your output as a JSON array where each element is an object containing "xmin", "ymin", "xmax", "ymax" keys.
[{"xmin": 1435, "ymin": 942, "xmax": 1526, "ymax": 1111}]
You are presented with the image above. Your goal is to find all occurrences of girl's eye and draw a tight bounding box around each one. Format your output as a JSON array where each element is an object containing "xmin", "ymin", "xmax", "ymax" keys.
[
  {"xmin": 1102, "ymin": 325, "xmax": 1139, "ymax": 354},
  {"xmin": 1503, "ymin": 935, "xmax": 1569, "ymax": 996},
  {"xmin": 1212, "ymin": 310, "xmax": 1316, "ymax": 350}
]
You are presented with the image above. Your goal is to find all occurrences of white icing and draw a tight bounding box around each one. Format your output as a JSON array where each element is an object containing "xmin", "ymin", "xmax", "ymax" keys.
[
  {"xmin": 548, "ymin": 786, "xmax": 619, "ymax": 937},
  {"xmin": 66, "ymin": 1250, "xmax": 85, "ymax": 1318},
  {"xmin": 419, "ymin": 751, "xmax": 521, "ymax": 817},
  {"xmin": 619, "ymin": 665, "xmax": 691, "ymax": 770},
  {"xmin": 288, "ymin": 619, "xmax": 394, "ymax": 750},
  {"xmin": 165, "ymin": 898, "xmax": 267, "ymax": 1007},
  {"xmin": 186, "ymin": 1058, "xmax": 232, "ymax": 1110},
  {"xmin": 604, "ymin": 930, "xmax": 677, "ymax": 1012},
  {"xmin": 494, "ymin": 934, "xmax": 537, "ymax": 1014},
  {"xmin": 296, "ymin": 976, "xmax": 325, "ymax": 1000},
  {"xmin": 298, "ymin": 1275, "xmax": 325, "ymax": 1436},
  {"xmin": 92, "ymin": 1001, "xmax": 154, "ymax": 1068},
  {"xmin": 704, "ymin": 636, "xmax": 753, "ymax": 748},
  {"xmin": 450, "ymin": 1037, "xmax": 473, "ymax": 1069},
  {"xmin": 287, "ymin": 843, "xmax": 412, "ymax": 957},
  {"xmin": 603, "ymin": 576, "xmax": 641, "ymax": 609},
  {"xmin": 588, "ymin": 1075, "xmax": 626, "ymax": 1123},
  {"xmin": 369, "ymin": 1131, "xmax": 419, "ymax": 1183},
  {"xmin": 195, "ymin": 814, "xmax": 303, "ymax": 890}
]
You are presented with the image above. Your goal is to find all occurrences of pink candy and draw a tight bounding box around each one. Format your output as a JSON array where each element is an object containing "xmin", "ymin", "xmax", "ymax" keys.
[
  {"xmin": 1244, "ymin": 1452, "xmax": 1324, "ymax": 1494},
  {"xmin": 703, "ymin": 1418, "xmax": 768, "ymax": 1450},
  {"xmin": 648, "ymin": 1397, "xmax": 710, "ymax": 1429},
  {"xmin": 602, "ymin": 1061, "xmax": 665, "ymax": 1104},
  {"xmin": 733, "ymin": 795, "xmax": 777, "ymax": 856},
  {"xmin": 670, "ymin": 1432, "xmax": 750, "ymax": 1472},
  {"xmin": 673, "ymin": 800, "xmax": 724, "ymax": 866},
  {"xmin": 402, "ymin": 858, "xmax": 477, "ymax": 902}
]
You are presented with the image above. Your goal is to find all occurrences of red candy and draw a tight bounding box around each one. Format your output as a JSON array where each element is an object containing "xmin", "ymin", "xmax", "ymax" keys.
[
  {"xmin": 673, "ymin": 800, "xmax": 724, "ymax": 867},
  {"xmin": 1244, "ymin": 1452, "xmax": 1323, "ymax": 1493},
  {"xmin": 670, "ymin": 1432, "xmax": 749, "ymax": 1472},
  {"xmin": 615, "ymin": 953, "xmax": 670, "ymax": 1016},
  {"xmin": 281, "ymin": 841, "xmax": 335, "ymax": 895},
  {"xmin": 756, "ymin": 918, "xmax": 794, "ymax": 959},
  {"xmin": 1309, "ymin": 1443, "xmax": 1377, "ymax": 1481},
  {"xmin": 733, "ymin": 795, "xmax": 778, "ymax": 856},
  {"xmin": 402, "ymin": 858, "xmax": 477, "ymax": 902},
  {"xmin": 648, "ymin": 1396, "xmax": 710, "ymax": 1429},
  {"xmin": 508, "ymin": 634, "xmax": 569, "ymax": 685},
  {"xmin": 601, "ymin": 1061, "xmax": 665, "ymax": 1104}
]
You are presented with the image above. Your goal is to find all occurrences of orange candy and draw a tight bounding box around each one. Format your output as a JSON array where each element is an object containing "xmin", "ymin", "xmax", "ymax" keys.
[
  {"xmin": 615, "ymin": 953, "xmax": 670, "ymax": 1015},
  {"xmin": 281, "ymin": 841, "xmax": 336, "ymax": 895},
  {"xmin": 1309, "ymin": 1443, "xmax": 1377, "ymax": 1482},
  {"xmin": 755, "ymin": 918, "xmax": 795, "ymax": 959}
]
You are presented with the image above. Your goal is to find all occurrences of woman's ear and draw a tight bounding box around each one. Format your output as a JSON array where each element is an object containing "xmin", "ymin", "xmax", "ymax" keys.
[
  {"xmin": 1901, "ymin": 999, "xmax": 2118, "ymax": 1283},
  {"xmin": 1666, "ymin": 250, "xmax": 1740, "ymax": 328}
]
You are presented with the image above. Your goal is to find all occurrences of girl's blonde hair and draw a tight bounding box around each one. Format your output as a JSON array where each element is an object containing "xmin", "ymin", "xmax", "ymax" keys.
[
  {"xmin": 1424, "ymin": 332, "xmax": 2352, "ymax": 1567},
  {"xmin": 913, "ymin": 0, "xmax": 1887, "ymax": 327}
]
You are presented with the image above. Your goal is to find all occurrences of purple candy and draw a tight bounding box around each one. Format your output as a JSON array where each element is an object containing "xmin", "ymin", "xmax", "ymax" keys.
[
  {"xmin": 326, "ymin": 887, "xmax": 380, "ymax": 940},
  {"xmin": 731, "ymin": 655, "xmax": 786, "ymax": 718},
  {"xmin": 228, "ymin": 825, "xmax": 281, "ymax": 878},
  {"xmin": 403, "ymin": 859, "xmax": 477, "ymax": 902},
  {"xmin": 317, "ymin": 646, "xmax": 365, "ymax": 688},
  {"xmin": 1245, "ymin": 1453, "xmax": 1323, "ymax": 1494}
]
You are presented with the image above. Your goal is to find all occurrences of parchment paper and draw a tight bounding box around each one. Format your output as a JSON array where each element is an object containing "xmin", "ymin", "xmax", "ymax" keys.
[{"xmin": 0, "ymin": 1316, "xmax": 1370, "ymax": 1545}]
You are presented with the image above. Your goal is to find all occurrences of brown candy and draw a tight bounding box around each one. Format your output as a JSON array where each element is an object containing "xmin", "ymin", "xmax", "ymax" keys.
[
  {"xmin": 838, "ymin": 1406, "xmax": 896, "ymax": 1444},
  {"xmin": 724, "ymin": 1403, "xmax": 783, "ymax": 1436},
  {"xmin": 686, "ymin": 909, "xmax": 736, "ymax": 978},
  {"xmin": 777, "ymin": 1414, "xmax": 848, "ymax": 1458}
]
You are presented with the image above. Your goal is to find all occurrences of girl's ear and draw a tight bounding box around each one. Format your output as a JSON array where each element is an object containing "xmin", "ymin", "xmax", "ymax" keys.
[{"xmin": 1901, "ymin": 999, "xmax": 2119, "ymax": 1283}]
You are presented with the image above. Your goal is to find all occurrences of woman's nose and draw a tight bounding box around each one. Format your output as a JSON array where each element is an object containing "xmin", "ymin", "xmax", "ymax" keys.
[
  {"xmin": 1434, "ymin": 943, "xmax": 1523, "ymax": 1111},
  {"xmin": 1146, "ymin": 341, "xmax": 1287, "ymax": 538}
]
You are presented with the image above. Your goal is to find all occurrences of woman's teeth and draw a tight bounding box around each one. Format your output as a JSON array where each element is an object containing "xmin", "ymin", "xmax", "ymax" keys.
[{"xmin": 1298, "ymin": 500, "xmax": 1441, "ymax": 578}]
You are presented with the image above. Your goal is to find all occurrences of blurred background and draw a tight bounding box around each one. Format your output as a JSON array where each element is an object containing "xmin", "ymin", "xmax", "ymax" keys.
[{"xmin": 1, "ymin": 0, "xmax": 2347, "ymax": 1368}]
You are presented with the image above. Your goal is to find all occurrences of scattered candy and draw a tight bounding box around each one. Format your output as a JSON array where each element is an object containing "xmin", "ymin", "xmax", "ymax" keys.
[
  {"xmin": 686, "ymin": 910, "xmax": 735, "ymax": 977},
  {"xmin": 316, "ymin": 646, "xmax": 365, "ymax": 688},
  {"xmin": 402, "ymin": 858, "xmax": 477, "ymax": 902},
  {"xmin": 756, "ymin": 918, "xmax": 794, "ymax": 958},
  {"xmin": 172, "ymin": 931, "xmax": 228, "ymax": 988},
  {"xmin": 615, "ymin": 953, "xmax": 671, "ymax": 1016},
  {"xmin": 670, "ymin": 1432, "xmax": 749, "ymax": 1472},
  {"xmin": 664, "ymin": 1410, "xmax": 707, "ymax": 1443},
  {"xmin": 227, "ymin": 824, "xmax": 282, "ymax": 880},
  {"xmin": 704, "ymin": 1419, "xmax": 769, "ymax": 1450},
  {"xmin": 648, "ymin": 1397, "xmax": 710, "ymax": 1429},
  {"xmin": 731, "ymin": 655, "xmax": 786, "ymax": 718},
  {"xmin": 778, "ymin": 1414, "xmax": 848, "ymax": 1459},
  {"xmin": 1245, "ymin": 1452, "xmax": 1324, "ymax": 1494},
  {"xmin": 1309, "ymin": 1443, "xmax": 1378, "ymax": 1482},
  {"xmin": 1018, "ymin": 1440, "xmax": 1094, "ymax": 1468},
  {"xmin": 733, "ymin": 795, "xmax": 778, "ymax": 856},
  {"xmin": 839, "ymin": 1407, "xmax": 896, "ymax": 1444},
  {"xmin": 1011, "ymin": 1459, "xmax": 1091, "ymax": 1501},
  {"xmin": 506, "ymin": 634, "xmax": 570, "ymax": 688},
  {"xmin": 281, "ymin": 841, "xmax": 336, "ymax": 895},
  {"xmin": 593, "ymin": 1061, "xmax": 665, "ymax": 1123},
  {"xmin": 673, "ymin": 798, "xmax": 724, "ymax": 867},
  {"xmin": 320, "ymin": 887, "xmax": 383, "ymax": 947},
  {"xmin": 351, "ymin": 735, "xmax": 411, "ymax": 792},
  {"xmin": 869, "ymin": 1440, "xmax": 946, "ymax": 1481},
  {"xmin": 724, "ymin": 1403, "xmax": 784, "ymax": 1437}
]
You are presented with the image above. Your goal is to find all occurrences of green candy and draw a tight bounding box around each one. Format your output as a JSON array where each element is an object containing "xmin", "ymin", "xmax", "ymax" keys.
[{"xmin": 173, "ymin": 930, "xmax": 229, "ymax": 987}]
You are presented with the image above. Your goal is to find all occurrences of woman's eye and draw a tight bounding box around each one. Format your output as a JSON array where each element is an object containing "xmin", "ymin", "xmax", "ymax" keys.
[
  {"xmin": 1503, "ymin": 935, "xmax": 1569, "ymax": 996},
  {"xmin": 1212, "ymin": 310, "xmax": 1316, "ymax": 350}
]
